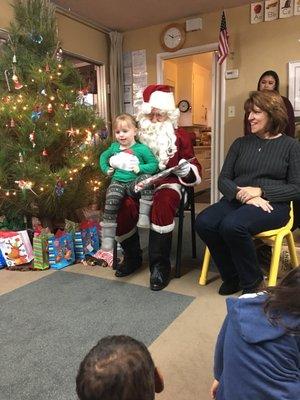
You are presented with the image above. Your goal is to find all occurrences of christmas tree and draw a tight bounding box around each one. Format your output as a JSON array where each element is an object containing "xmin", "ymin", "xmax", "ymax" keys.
[{"xmin": 0, "ymin": 0, "xmax": 108, "ymax": 227}]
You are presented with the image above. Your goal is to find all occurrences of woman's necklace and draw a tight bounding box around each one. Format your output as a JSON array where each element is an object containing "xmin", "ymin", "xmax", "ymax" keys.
[{"xmin": 256, "ymin": 133, "xmax": 282, "ymax": 152}]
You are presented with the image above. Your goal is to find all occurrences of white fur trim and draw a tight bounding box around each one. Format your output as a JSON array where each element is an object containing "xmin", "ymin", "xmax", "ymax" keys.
[
  {"xmin": 166, "ymin": 108, "xmax": 180, "ymax": 128},
  {"xmin": 149, "ymin": 91, "xmax": 175, "ymax": 111},
  {"xmin": 151, "ymin": 221, "xmax": 175, "ymax": 234},
  {"xmin": 141, "ymin": 102, "xmax": 152, "ymax": 115},
  {"xmin": 115, "ymin": 227, "xmax": 137, "ymax": 243},
  {"xmin": 155, "ymin": 183, "xmax": 182, "ymax": 198},
  {"xmin": 179, "ymin": 164, "xmax": 201, "ymax": 186}
]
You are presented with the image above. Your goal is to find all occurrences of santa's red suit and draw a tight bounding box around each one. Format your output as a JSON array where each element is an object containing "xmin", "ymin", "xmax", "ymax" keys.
[{"xmin": 115, "ymin": 85, "xmax": 202, "ymax": 291}]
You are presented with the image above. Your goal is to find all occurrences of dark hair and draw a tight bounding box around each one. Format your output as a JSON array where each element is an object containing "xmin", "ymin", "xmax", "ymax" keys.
[
  {"xmin": 113, "ymin": 113, "xmax": 138, "ymax": 131},
  {"xmin": 257, "ymin": 70, "xmax": 280, "ymax": 92},
  {"xmin": 244, "ymin": 90, "xmax": 288, "ymax": 135},
  {"xmin": 264, "ymin": 267, "xmax": 300, "ymax": 334},
  {"xmin": 76, "ymin": 335, "xmax": 155, "ymax": 400}
]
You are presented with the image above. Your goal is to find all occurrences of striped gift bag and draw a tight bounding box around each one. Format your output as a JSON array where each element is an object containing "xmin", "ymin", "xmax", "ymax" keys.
[{"xmin": 33, "ymin": 232, "xmax": 51, "ymax": 270}]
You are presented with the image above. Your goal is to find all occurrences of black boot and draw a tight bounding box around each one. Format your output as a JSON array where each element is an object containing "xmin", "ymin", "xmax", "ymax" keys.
[
  {"xmin": 115, "ymin": 231, "xmax": 142, "ymax": 277},
  {"xmin": 149, "ymin": 230, "xmax": 172, "ymax": 291}
]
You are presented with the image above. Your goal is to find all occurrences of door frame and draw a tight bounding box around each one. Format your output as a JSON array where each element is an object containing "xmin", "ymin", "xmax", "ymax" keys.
[
  {"xmin": 156, "ymin": 43, "xmax": 226, "ymax": 204},
  {"xmin": 62, "ymin": 49, "xmax": 108, "ymax": 123}
]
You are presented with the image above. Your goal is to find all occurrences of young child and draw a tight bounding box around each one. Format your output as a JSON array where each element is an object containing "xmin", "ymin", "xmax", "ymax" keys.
[
  {"xmin": 98, "ymin": 113, "xmax": 158, "ymax": 263},
  {"xmin": 76, "ymin": 335, "xmax": 164, "ymax": 400},
  {"xmin": 211, "ymin": 267, "xmax": 300, "ymax": 400}
]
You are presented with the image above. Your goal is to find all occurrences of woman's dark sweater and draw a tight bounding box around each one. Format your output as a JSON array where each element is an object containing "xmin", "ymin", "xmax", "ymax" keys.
[{"xmin": 218, "ymin": 134, "xmax": 300, "ymax": 202}]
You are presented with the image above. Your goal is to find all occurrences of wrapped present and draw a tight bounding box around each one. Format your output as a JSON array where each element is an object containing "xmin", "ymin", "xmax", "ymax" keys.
[
  {"xmin": 33, "ymin": 230, "xmax": 52, "ymax": 270},
  {"xmin": 76, "ymin": 205, "xmax": 102, "ymax": 223},
  {"xmin": 74, "ymin": 221, "xmax": 100, "ymax": 261},
  {"xmin": 0, "ymin": 230, "xmax": 33, "ymax": 267},
  {"xmin": 0, "ymin": 249, "xmax": 6, "ymax": 268},
  {"xmin": 65, "ymin": 219, "xmax": 80, "ymax": 236},
  {"xmin": 48, "ymin": 231, "xmax": 75, "ymax": 269}
]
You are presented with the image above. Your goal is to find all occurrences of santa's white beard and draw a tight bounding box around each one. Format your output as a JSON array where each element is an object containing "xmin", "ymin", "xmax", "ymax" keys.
[{"xmin": 138, "ymin": 117, "xmax": 177, "ymax": 170}]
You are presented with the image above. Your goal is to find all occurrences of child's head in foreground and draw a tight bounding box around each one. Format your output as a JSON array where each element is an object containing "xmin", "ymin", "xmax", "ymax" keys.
[{"xmin": 76, "ymin": 335, "xmax": 164, "ymax": 400}]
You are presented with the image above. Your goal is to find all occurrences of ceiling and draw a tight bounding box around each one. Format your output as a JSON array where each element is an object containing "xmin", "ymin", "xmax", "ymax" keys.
[{"xmin": 51, "ymin": 0, "xmax": 250, "ymax": 32}]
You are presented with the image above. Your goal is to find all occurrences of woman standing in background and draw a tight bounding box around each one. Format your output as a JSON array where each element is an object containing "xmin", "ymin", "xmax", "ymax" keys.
[{"xmin": 244, "ymin": 70, "xmax": 295, "ymax": 137}]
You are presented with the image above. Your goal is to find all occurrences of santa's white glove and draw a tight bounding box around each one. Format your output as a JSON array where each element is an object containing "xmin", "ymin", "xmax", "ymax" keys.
[
  {"xmin": 174, "ymin": 159, "xmax": 191, "ymax": 178},
  {"xmin": 109, "ymin": 152, "xmax": 139, "ymax": 171}
]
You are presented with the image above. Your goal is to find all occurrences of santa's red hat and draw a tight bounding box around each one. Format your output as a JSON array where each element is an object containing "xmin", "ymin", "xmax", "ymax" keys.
[{"xmin": 141, "ymin": 84, "xmax": 176, "ymax": 114}]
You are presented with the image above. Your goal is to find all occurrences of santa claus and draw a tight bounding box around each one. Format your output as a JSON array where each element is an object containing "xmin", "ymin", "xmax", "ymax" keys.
[{"xmin": 115, "ymin": 84, "xmax": 202, "ymax": 290}]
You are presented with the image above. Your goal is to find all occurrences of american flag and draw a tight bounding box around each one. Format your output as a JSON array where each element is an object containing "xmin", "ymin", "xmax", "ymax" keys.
[{"xmin": 218, "ymin": 11, "xmax": 229, "ymax": 65}]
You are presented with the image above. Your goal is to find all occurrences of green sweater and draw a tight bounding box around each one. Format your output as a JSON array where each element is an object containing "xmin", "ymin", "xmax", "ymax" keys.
[
  {"xmin": 218, "ymin": 134, "xmax": 300, "ymax": 203},
  {"xmin": 99, "ymin": 142, "xmax": 158, "ymax": 182}
]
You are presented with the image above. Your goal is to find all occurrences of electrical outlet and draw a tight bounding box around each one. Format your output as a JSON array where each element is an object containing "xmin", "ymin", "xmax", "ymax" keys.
[{"xmin": 228, "ymin": 106, "xmax": 235, "ymax": 118}]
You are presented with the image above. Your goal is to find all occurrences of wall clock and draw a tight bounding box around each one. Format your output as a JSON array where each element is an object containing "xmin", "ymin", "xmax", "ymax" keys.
[
  {"xmin": 178, "ymin": 99, "xmax": 190, "ymax": 113},
  {"xmin": 160, "ymin": 23, "xmax": 186, "ymax": 52}
]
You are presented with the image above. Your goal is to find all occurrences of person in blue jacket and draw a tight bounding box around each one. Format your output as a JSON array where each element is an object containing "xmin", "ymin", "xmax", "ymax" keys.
[{"xmin": 211, "ymin": 267, "xmax": 300, "ymax": 400}]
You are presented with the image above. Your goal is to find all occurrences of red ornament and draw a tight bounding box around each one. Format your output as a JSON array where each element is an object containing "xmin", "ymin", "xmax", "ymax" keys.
[
  {"xmin": 12, "ymin": 74, "xmax": 23, "ymax": 90},
  {"xmin": 29, "ymin": 131, "xmax": 36, "ymax": 147},
  {"xmin": 42, "ymin": 148, "xmax": 48, "ymax": 156},
  {"xmin": 64, "ymin": 103, "xmax": 70, "ymax": 111},
  {"xmin": 47, "ymin": 103, "xmax": 53, "ymax": 113}
]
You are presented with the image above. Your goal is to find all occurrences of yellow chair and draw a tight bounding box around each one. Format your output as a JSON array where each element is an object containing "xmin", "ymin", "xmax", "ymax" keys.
[{"xmin": 199, "ymin": 202, "xmax": 298, "ymax": 287}]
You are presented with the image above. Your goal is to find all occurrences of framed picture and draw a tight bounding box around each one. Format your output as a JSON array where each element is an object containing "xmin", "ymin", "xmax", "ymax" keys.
[{"xmin": 288, "ymin": 61, "xmax": 300, "ymax": 117}]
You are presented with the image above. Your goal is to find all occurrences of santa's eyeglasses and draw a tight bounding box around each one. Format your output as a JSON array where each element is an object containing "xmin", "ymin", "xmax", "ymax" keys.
[{"xmin": 147, "ymin": 110, "xmax": 168, "ymax": 121}]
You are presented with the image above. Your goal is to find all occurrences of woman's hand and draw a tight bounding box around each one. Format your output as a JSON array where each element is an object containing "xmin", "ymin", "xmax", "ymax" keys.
[
  {"xmin": 210, "ymin": 379, "xmax": 219, "ymax": 399},
  {"xmin": 246, "ymin": 196, "xmax": 273, "ymax": 213},
  {"xmin": 236, "ymin": 186, "xmax": 262, "ymax": 203}
]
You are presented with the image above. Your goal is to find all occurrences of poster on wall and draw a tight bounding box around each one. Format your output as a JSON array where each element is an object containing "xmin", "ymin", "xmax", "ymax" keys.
[
  {"xmin": 279, "ymin": 0, "xmax": 293, "ymax": 18},
  {"xmin": 132, "ymin": 50, "xmax": 148, "ymax": 115},
  {"xmin": 288, "ymin": 61, "xmax": 300, "ymax": 117},
  {"xmin": 264, "ymin": 0, "xmax": 279, "ymax": 21},
  {"xmin": 251, "ymin": 2, "xmax": 264, "ymax": 23},
  {"xmin": 294, "ymin": 0, "xmax": 300, "ymax": 15},
  {"xmin": 124, "ymin": 66, "xmax": 133, "ymax": 85},
  {"xmin": 123, "ymin": 52, "xmax": 133, "ymax": 113}
]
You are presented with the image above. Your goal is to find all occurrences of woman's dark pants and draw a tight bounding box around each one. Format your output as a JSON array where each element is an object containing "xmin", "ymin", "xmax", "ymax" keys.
[{"xmin": 195, "ymin": 198, "xmax": 289, "ymax": 289}]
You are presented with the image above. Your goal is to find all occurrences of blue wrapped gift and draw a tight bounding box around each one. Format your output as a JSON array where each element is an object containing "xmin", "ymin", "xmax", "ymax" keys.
[
  {"xmin": 74, "ymin": 225, "xmax": 100, "ymax": 261},
  {"xmin": 48, "ymin": 232, "xmax": 75, "ymax": 269}
]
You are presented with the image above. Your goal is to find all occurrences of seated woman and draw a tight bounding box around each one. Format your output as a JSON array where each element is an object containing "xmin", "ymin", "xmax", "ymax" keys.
[{"xmin": 195, "ymin": 90, "xmax": 300, "ymax": 295}]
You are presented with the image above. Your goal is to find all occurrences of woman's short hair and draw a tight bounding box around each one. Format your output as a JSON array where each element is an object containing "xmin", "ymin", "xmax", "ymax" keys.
[
  {"xmin": 76, "ymin": 335, "xmax": 156, "ymax": 400},
  {"xmin": 257, "ymin": 70, "xmax": 280, "ymax": 92},
  {"xmin": 244, "ymin": 90, "xmax": 288, "ymax": 135}
]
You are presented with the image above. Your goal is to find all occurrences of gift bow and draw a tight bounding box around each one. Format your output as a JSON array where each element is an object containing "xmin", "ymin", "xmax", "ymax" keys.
[
  {"xmin": 65, "ymin": 219, "xmax": 80, "ymax": 233},
  {"xmin": 80, "ymin": 220, "xmax": 98, "ymax": 230}
]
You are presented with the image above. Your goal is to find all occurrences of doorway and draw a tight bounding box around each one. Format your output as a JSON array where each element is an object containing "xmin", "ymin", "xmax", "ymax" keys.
[
  {"xmin": 63, "ymin": 50, "xmax": 108, "ymax": 123},
  {"xmin": 157, "ymin": 44, "xmax": 226, "ymax": 205}
]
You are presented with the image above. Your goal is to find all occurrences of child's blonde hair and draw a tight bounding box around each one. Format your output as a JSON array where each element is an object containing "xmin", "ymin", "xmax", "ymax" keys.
[{"xmin": 113, "ymin": 113, "xmax": 138, "ymax": 131}]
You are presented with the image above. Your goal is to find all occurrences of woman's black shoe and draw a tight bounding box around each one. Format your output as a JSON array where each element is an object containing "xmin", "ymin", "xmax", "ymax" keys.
[
  {"xmin": 241, "ymin": 278, "xmax": 265, "ymax": 295},
  {"xmin": 219, "ymin": 279, "xmax": 241, "ymax": 295}
]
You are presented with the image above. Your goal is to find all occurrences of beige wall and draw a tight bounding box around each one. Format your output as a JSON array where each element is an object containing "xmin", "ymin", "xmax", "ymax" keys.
[
  {"xmin": 0, "ymin": 0, "xmax": 108, "ymax": 70},
  {"xmin": 124, "ymin": 5, "xmax": 300, "ymax": 151},
  {"xmin": 0, "ymin": 0, "xmax": 14, "ymax": 28},
  {"xmin": 56, "ymin": 14, "xmax": 108, "ymax": 66}
]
